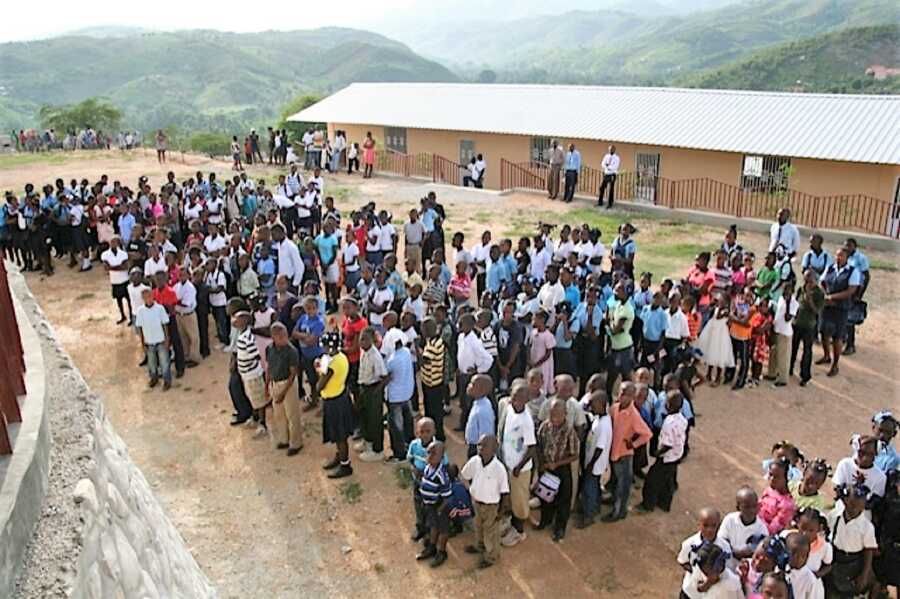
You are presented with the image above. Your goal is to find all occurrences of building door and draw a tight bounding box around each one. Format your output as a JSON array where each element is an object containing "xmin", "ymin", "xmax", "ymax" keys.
[
  {"xmin": 635, "ymin": 152, "xmax": 660, "ymax": 203},
  {"xmin": 459, "ymin": 140, "xmax": 476, "ymax": 165},
  {"xmin": 889, "ymin": 177, "xmax": 900, "ymax": 238}
]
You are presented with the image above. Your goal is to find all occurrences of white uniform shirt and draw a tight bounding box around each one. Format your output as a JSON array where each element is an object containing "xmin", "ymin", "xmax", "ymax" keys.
[
  {"xmin": 717, "ymin": 511, "xmax": 768, "ymax": 571},
  {"xmin": 583, "ymin": 413, "xmax": 613, "ymax": 476},
  {"xmin": 379, "ymin": 222, "xmax": 396, "ymax": 252},
  {"xmin": 276, "ymin": 239, "xmax": 305, "ymax": 287},
  {"xmin": 461, "ymin": 455, "xmax": 509, "ymax": 504},
  {"xmin": 205, "ymin": 270, "xmax": 228, "ymax": 307},
  {"xmin": 769, "ymin": 221, "xmax": 800, "ymax": 256},
  {"xmin": 457, "ymin": 331, "xmax": 493, "ymax": 374},
  {"xmin": 144, "ymin": 255, "xmax": 167, "ymax": 278},
  {"xmin": 134, "ymin": 303, "xmax": 169, "ymax": 345},
  {"xmin": 203, "ymin": 234, "xmax": 227, "ymax": 256},
  {"xmin": 827, "ymin": 504, "xmax": 877, "ymax": 553},
  {"xmin": 173, "ymin": 281, "xmax": 197, "ymax": 314},
  {"xmin": 773, "ymin": 295, "xmax": 799, "ymax": 337},
  {"xmin": 101, "ymin": 248, "xmax": 130, "ymax": 285}
]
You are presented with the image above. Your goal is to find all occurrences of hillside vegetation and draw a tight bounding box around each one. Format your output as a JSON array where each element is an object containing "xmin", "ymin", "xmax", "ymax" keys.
[
  {"xmin": 0, "ymin": 28, "xmax": 458, "ymax": 133},
  {"xmin": 678, "ymin": 25, "xmax": 900, "ymax": 93}
]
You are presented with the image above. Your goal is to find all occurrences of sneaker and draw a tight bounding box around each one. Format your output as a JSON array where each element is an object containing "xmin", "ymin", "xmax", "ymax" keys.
[
  {"xmin": 430, "ymin": 551, "xmax": 447, "ymax": 568},
  {"xmin": 528, "ymin": 497, "xmax": 541, "ymax": 509},
  {"xmin": 501, "ymin": 529, "xmax": 524, "ymax": 547},
  {"xmin": 415, "ymin": 545, "xmax": 436, "ymax": 561},
  {"xmin": 799, "ymin": 379, "xmax": 810, "ymax": 387},
  {"xmin": 360, "ymin": 450, "xmax": 385, "ymax": 462},
  {"xmin": 353, "ymin": 440, "xmax": 368, "ymax": 453},
  {"xmin": 253, "ymin": 424, "xmax": 268, "ymax": 439},
  {"xmin": 327, "ymin": 464, "xmax": 353, "ymax": 479}
]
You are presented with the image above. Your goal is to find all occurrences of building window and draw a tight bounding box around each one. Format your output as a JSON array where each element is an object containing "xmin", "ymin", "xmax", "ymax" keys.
[
  {"xmin": 459, "ymin": 140, "xmax": 476, "ymax": 165},
  {"xmin": 385, "ymin": 127, "xmax": 406, "ymax": 154},
  {"xmin": 741, "ymin": 155, "xmax": 791, "ymax": 192},
  {"xmin": 530, "ymin": 137, "xmax": 553, "ymax": 163}
]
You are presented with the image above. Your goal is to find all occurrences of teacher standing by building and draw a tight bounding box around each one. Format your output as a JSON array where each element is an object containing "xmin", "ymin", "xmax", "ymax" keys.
[
  {"xmin": 563, "ymin": 144, "xmax": 581, "ymax": 203},
  {"xmin": 598, "ymin": 145, "xmax": 620, "ymax": 209},
  {"xmin": 547, "ymin": 141, "xmax": 564, "ymax": 200}
]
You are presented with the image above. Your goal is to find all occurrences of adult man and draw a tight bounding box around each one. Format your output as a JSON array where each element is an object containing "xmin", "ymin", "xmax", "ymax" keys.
[
  {"xmin": 598, "ymin": 145, "xmax": 620, "ymax": 209},
  {"xmin": 547, "ymin": 141, "xmax": 564, "ymax": 200},
  {"xmin": 134, "ymin": 288, "xmax": 171, "ymax": 390},
  {"xmin": 473, "ymin": 154, "xmax": 487, "ymax": 188},
  {"xmin": 271, "ymin": 224, "xmax": 304, "ymax": 292},
  {"xmin": 603, "ymin": 382, "xmax": 652, "ymax": 522},
  {"xmin": 100, "ymin": 235, "xmax": 132, "ymax": 324},
  {"xmin": 843, "ymin": 237, "xmax": 870, "ymax": 355},
  {"xmin": 817, "ymin": 247, "xmax": 860, "ymax": 377},
  {"xmin": 769, "ymin": 208, "xmax": 800, "ymax": 258},
  {"xmin": 563, "ymin": 143, "xmax": 581, "ymax": 203},
  {"xmin": 173, "ymin": 268, "xmax": 201, "ymax": 366},
  {"xmin": 250, "ymin": 129, "xmax": 263, "ymax": 164},
  {"xmin": 266, "ymin": 322, "xmax": 303, "ymax": 455}
]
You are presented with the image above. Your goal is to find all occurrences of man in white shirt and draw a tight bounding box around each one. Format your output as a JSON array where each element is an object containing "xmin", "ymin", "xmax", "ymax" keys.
[
  {"xmin": 470, "ymin": 232, "xmax": 491, "ymax": 297},
  {"xmin": 134, "ymin": 288, "xmax": 172, "ymax": 390},
  {"xmin": 598, "ymin": 145, "xmax": 620, "ymax": 209},
  {"xmin": 456, "ymin": 313, "xmax": 494, "ymax": 432},
  {"xmin": 769, "ymin": 281, "xmax": 798, "ymax": 387},
  {"xmin": 460, "ymin": 435, "xmax": 509, "ymax": 568},
  {"xmin": 639, "ymin": 392, "xmax": 688, "ymax": 512},
  {"xmin": 769, "ymin": 208, "xmax": 801, "ymax": 258},
  {"xmin": 473, "ymin": 154, "xmax": 486, "ymax": 188},
  {"xmin": 101, "ymin": 236, "xmax": 133, "ymax": 324},
  {"xmin": 301, "ymin": 129, "xmax": 314, "ymax": 169},
  {"xmin": 271, "ymin": 224, "xmax": 304, "ymax": 292},
  {"xmin": 173, "ymin": 267, "xmax": 201, "ymax": 365}
]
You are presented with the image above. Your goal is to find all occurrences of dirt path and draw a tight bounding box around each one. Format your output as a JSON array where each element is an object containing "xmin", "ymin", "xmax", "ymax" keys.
[{"xmin": 8, "ymin": 152, "xmax": 900, "ymax": 598}]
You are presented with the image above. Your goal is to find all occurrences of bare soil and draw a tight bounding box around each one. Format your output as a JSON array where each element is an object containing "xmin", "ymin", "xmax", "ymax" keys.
[{"xmin": 6, "ymin": 151, "xmax": 900, "ymax": 598}]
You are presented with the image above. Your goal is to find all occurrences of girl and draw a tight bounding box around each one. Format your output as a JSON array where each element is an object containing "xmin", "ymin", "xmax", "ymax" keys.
[
  {"xmin": 529, "ymin": 310, "xmax": 556, "ymax": 396},
  {"xmin": 872, "ymin": 410, "xmax": 899, "ymax": 473},
  {"xmin": 832, "ymin": 434, "xmax": 887, "ymax": 515},
  {"xmin": 683, "ymin": 295, "xmax": 702, "ymax": 344},
  {"xmin": 755, "ymin": 252, "xmax": 778, "ymax": 300},
  {"xmin": 741, "ymin": 536, "xmax": 792, "ymax": 599},
  {"xmin": 796, "ymin": 508, "xmax": 833, "ymax": 596},
  {"xmin": 721, "ymin": 224, "xmax": 741, "ymax": 258},
  {"xmin": 362, "ymin": 131, "xmax": 376, "ymax": 178},
  {"xmin": 748, "ymin": 298, "xmax": 773, "ymax": 387},
  {"xmin": 741, "ymin": 253, "xmax": 757, "ymax": 291},
  {"xmin": 725, "ymin": 286, "xmax": 753, "ymax": 390},
  {"xmin": 789, "ymin": 458, "xmax": 832, "ymax": 512},
  {"xmin": 686, "ymin": 252, "xmax": 715, "ymax": 323},
  {"xmin": 826, "ymin": 483, "xmax": 877, "ymax": 597},
  {"xmin": 758, "ymin": 458, "xmax": 796, "ymax": 535},
  {"xmin": 694, "ymin": 294, "xmax": 734, "ymax": 386},
  {"xmin": 683, "ymin": 541, "xmax": 743, "ymax": 598},
  {"xmin": 729, "ymin": 253, "xmax": 746, "ymax": 294},
  {"xmin": 761, "ymin": 440, "xmax": 804, "ymax": 482},
  {"xmin": 316, "ymin": 331, "xmax": 354, "ymax": 479},
  {"xmin": 446, "ymin": 261, "xmax": 471, "ymax": 315}
]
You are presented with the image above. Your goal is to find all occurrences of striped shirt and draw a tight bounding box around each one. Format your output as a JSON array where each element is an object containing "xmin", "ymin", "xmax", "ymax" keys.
[
  {"xmin": 480, "ymin": 326, "xmax": 498, "ymax": 357},
  {"xmin": 419, "ymin": 462, "xmax": 452, "ymax": 505},
  {"xmin": 236, "ymin": 329, "xmax": 264, "ymax": 379},
  {"xmin": 420, "ymin": 337, "xmax": 446, "ymax": 388}
]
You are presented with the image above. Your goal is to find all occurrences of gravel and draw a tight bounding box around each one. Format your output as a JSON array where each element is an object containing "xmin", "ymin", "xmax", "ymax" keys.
[{"xmin": 11, "ymin": 275, "xmax": 98, "ymax": 599}]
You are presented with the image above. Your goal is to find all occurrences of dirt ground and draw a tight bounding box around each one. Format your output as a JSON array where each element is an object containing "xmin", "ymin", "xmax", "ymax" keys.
[{"xmin": 5, "ymin": 151, "xmax": 900, "ymax": 598}]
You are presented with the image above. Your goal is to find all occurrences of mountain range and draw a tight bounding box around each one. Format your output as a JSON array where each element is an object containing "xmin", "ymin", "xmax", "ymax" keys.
[{"xmin": 0, "ymin": 0, "xmax": 897, "ymax": 135}]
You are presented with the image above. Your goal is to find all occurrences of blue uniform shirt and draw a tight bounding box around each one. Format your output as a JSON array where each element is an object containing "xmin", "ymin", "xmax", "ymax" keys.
[
  {"xmin": 564, "ymin": 284, "xmax": 581, "ymax": 310},
  {"xmin": 573, "ymin": 302, "xmax": 603, "ymax": 335},
  {"xmin": 641, "ymin": 305, "xmax": 669, "ymax": 342},
  {"xmin": 294, "ymin": 313, "xmax": 325, "ymax": 359},
  {"xmin": 801, "ymin": 249, "xmax": 833, "ymax": 276},
  {"xmin": 386, "ymin": 347, "xmax": 415, "ymax": 404},
  {"xmin": 847, "ymin": 250, "xmax": 869, "ymax": 273},
  {"xmin": 554, "ymin": 317, "xmax": 580, "ymax": 349},
  {"xmin": 486, "ymin": 261, "xmax": 505, "ymax": 294},
  {"xmin": 465, "ymin": 397, "xmax": 495, "ymax": 445},
  {"xmin": 875, "ymin": 442, "xmax": 899, "ymax": 474}
]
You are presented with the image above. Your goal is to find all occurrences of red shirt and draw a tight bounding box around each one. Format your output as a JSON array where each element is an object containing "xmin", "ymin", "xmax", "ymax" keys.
[
  {"xmin": 353, "ymin": 226, "xmax": 367, "ymax": 259},
  {"xmin": 341, "ymin": 315, "xmax": 369, "ymax": 363},
  {"xmin": 153, "ymin": 286, "xmax": 178, "ymax": 312}
]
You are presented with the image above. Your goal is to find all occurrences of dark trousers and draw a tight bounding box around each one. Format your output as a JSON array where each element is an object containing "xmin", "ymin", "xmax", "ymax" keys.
[
  {"xmin": 229, "ymin": 369, "xmax": 252, "ymax": 420},
  {"xmin": 299, "ymin": 354, "xmax": 320, "ymax": 401},
  {"xmin": 539, "ymin": 465, "xmax": 572, "ymax": 535},
  {"xmin": 563, "ymin": 170, "xmax": 578, "ymax": 202},
  {"xmin": 347, "ymin": 157, "xmax": 359, "ymax": 173},
  {"xmin": 476, "ymin": 273, "xmax": 486, "ymax": 299},
  {"xmin": 575, "ymin": 334, "xmax": 603, "ymax": 396},
  {"xmin": 211, "ymin": 305, "xmax": 230, "ymax": 344},
  {"xmin": 790, "ymin": 326, "xmax": 816, "ymax": 382},
  {"xmin": 662, "ymin": 338, "xmax": 681, "ymax": 377},
  {"xmin": 422, "ymin": 384, "xmax": 446, "ymax": 442},
  {"xmin": 456, "ymin": 372, "xmax": 473, "ymax": 430},
  {"xmin": 196, "ymin": 306, "xmax": 210, "ymax": 357},
  {"xmin": 388, "ymin": 400, "xmax": 414, "ymax": 459},
  {"xmin": 358, "ymin": 383, "xmax": 384, "ymax": 453},
  {"xmin": 725, "ymin": 337, "xmax": 749, "ymax": 388},
  {"xmin": 598, "ymin": 173, "xmax": 617, "ymax": 207},
  {"xmin": 641, "ymin": 459, "xmax": 678, "ymax": 511},
  {"xmin": 166, "ymin": 319, "xmax": 186, "ymax": 374}
]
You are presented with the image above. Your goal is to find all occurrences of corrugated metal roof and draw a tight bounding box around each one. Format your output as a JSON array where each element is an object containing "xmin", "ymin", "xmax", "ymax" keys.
[{"xmin": 289, "ymin": 83, "xmax": 900, "ymax": 165}]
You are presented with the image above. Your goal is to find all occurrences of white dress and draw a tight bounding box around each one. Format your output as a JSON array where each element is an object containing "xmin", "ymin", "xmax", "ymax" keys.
[{"xmin": 695, "ymin": 312, "xmax": 735, "ymax": 368}]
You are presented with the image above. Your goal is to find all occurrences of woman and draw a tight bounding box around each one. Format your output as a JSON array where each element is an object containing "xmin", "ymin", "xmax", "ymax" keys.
[
  {"xmin": 231, "ymin": 136, "xmax": 244, "ymax": 172},
  {"xmin": 362, "ymin": 131, "xmax": 376, "ymax": 179},
  {"xmin": 155, "ymin": 129, "xmax": 167, "ymax": 164}
]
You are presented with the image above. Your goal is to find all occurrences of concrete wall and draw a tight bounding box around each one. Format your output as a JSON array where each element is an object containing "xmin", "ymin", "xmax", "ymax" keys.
[
  {"xmin": 68, "ymin": 405, "xmax": 218, "ymax": 599},
  {"xmin": 331, "ymin": 123, "xmax": 900, "ymax": 204}
]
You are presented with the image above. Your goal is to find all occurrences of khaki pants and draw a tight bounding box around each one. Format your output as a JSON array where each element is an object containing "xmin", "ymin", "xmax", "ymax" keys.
[
  {"xmin": 176, "ymin": 312, "xmax": 201, "ymax": 363},
  {"xmin": 268, "ymin": 379, "xmax": 303, "ymax": 449},
  {"xmin": 767, "ymin": 333, "xmax": 791, "ymax": 384},
  {"xmin": 474, "ymin": 501, "xmax": 501, "ymax": 564},
  {"xmin": 507, "ymin": 467, "xmax": 531, "ymax": 520},
  {"xmin": 571, "ymin": 460, "xmax": 580, "ymax": 510},
  {"xmin": 405, "ymin": 243, "xmax": 422, "ymax": 273},
  {"xmin": 548, "ymin": 164, "xmax": 561, "ymax": 198}
]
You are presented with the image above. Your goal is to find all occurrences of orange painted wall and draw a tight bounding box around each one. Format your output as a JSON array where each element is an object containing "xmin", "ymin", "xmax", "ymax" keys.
[{"xmin": 332, "ymin": 123, "xmax": 899, "ymax": 204}]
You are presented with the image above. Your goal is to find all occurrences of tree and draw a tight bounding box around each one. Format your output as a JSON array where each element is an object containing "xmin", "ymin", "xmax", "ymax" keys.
[
  {"xmin": 187, "ymin": 132, "xmax": 231, "ymax": 158},
  {"xmin": 37, "ymin": 98, "xmax": 122, "ymax": 134},
  {"xmin": 477, "ymin": 69, "xmax": 497, "ymax": 84},
  {"xmin": 277, "ymin": 94, "xmax": 323, "ymax": 136}
]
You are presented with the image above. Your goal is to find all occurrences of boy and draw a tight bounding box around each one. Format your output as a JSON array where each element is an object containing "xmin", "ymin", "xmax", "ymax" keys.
[
  {"xmin": 578, "ymin": 390, "xmax": 611, "ymax": 528},
  {"xmin": 465, "ymin": 375, "xmax": 496, "ymax": 458},
  {"xmin": 604, "ymin": 382, "xmax": 652, "ymax": 522},
  {"xmin": 291, "ymin": 296, "xmax": 325, "ymax": 411},
  {"xmin": 234, "ymin": 310, "xmax": 268, "ymax": 437},
  {"xmin": 496, "ymin": 381, "xmax": 536, "ymax": 546},
  {"xmin": 415, "ymin": 440, "xmax": 452, "ymax": 568},
  {"xmin": 638, "ymin": 391, "xmax": 688, "ymax": 513},
  {"xmin": 455, "ymin": 312, "xmax": 493, "ymax": 432},
  {"xmin": 717, "ymin": 486, "xmax": 768, "ymax": 571},
  {"xmin": 266, "ymin": 322, "xmax": 303, "ymax": 455},
  {"xmin": 420, "ymin": 318, "xmax": 448, "ymax": 441},
  {"xmin": 461, "ymin": 434, "xmax": 509, "ymax": 569},
  {"xmin": 134, "ymin": 288, "xmax": 172, "ymax": 390},
  {"xmin": 767, "ymin": 280, "xmax": 798, "ymax": 388},
  {"xmin": 356, "ymin": 327, "xmax": 387, "ymax": 462},
  {"xmin": 408, "ymin": 419, "xmax": 447, "ymax": 542}
]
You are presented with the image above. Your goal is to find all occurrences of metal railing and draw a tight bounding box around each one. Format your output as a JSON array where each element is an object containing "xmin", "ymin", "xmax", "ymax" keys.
[
  {"xmin": 374, "ymin": 149, "xmax": 436, "ymax": 180},
  {"xmin": 0, "ymin": 260, "xmax": 26, "ymax": 455},
  {"xmin": 432, "ymin": 154, "xmax": 465, "ymax": 187}
]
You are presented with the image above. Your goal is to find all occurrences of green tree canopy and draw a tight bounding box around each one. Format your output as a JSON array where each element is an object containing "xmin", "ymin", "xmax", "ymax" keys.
[
  {"xmin": 37, "ymin": 98, "xmax": 122, "ymax": 134},
  {"xmin": 187, "ymin": 132, "xmax": 232, "ymax": 157},
  {"xmin": 277, "ymin": 94, "xmax": 323, "ymax": 136}
]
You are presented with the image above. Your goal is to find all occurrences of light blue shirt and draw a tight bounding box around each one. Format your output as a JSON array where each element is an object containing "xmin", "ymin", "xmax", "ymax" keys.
[
  {"xmin": 386, "ymin": 347, "xmax": 415, "ymax": 404},
  {"xmin": 554, "ymin": 317, "xmax": 580, "ymax": 349},
  {"xmin": 563, "ymin": 284, "xmax": 581, "ymax": 310},
  {"xmin": 118, "ymin": 213, "xmax": 136, "ymax": 244},
  {"xmin": 875, "ymin": 442, "xmax": 899, "ymax": 474},
  {"xmin": 500, "ymin": 255, "xmax": 517, "ymax": 284},
  {"xmin": 564, "ymin": 150, "xmax": 581, "ymax": 171},
  {"xmin": 407, "ymin": 438, "xmax": 449, "ymax": 472},
  {"xmin": 847, "ymin": 250, "xmax": 869, "ymax": 273},
  {"xmin": 465, "ymin": 397, "xmax": 495, "ymax": 445},
  {"xmin": 612, "ymin": 236, "xmax": 636, "ymax": 259},
  {"xmin": 421, "ymin": 208, "xmax": 437, "ymax": 233},
  {"xmin": 486, "ymin": 261, "xmax": 504, "ymax": 294},
  {"xmin": 632, "ymin": 288, "xmax": 653, "ymax": 311},
  {"xmin": 801, "ymin": 249, "xmax": 833, "ymax": 275},
  {"xmin": 573, "ymin": 302, "xmax": 603, "ymax": 335},
  {"xmin": 641, "ymin": 305, "xmax": 669, "ymax": 342},
  {"xmin": 651, "ymin": 391, "xmax": 694, "ymax": 431},
  {"xmin": 314, "ymin": 232, "xmax": 339, "ymax": 266}
]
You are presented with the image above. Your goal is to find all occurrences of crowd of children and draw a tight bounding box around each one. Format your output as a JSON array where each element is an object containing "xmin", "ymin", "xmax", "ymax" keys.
[{"xmin": 5, "ymin": 163, "xmax": 892, "ymax": 592}]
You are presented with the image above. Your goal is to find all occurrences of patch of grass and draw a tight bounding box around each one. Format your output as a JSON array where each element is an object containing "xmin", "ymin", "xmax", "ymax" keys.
[
  {"xmin": 472, "ymin": 211, "xmax": 492, "ymax": 224},
  {"xmin": 394, "ymin": 466, "xmax": 414, "ymax": 490},
  {"xmin": 373, "ymin": 563, "xmax": 386, "ymax": 574},
  {"xmin": 0, "ymin": 152, "xmax": 70, "ymax": 170},
  {"xmin": 339, "ymin": 481, "xmax": 363, "ymax": 504},
  {"xmin": 870, "ymin": 259, "xmax": 899, "ymax": 272},
  {"xmin": 74, "ymin": 292, "xmax": 95, "ymax": 301},
  {"xmin": 329, "ymin": 185, "xmax": 352, "ymax": 203}
]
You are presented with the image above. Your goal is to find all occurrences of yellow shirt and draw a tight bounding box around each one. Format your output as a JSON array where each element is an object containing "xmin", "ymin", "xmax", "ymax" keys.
[{"xmin": 320, "ymin": 352, "xmax": 349, "ymax": 399}]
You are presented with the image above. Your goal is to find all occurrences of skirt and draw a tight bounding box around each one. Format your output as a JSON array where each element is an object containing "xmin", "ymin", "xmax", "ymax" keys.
[
  {"xmin": 694, "ymin": 318, "xmax": 735, "ymax": 368},
  {"xmin": 322, "ymin": 393, "xmax": 354, "ymax": 444}
]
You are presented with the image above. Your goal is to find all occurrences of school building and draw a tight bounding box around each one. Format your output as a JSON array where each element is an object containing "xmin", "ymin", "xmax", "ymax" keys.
[{"xmin": 289, "ymin": 83, "xmax": 900, "ymax": 238}]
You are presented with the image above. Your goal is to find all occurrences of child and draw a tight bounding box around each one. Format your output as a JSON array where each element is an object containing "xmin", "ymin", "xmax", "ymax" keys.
[
  {"xmin": 529, "ymin": 310, "xmax": 556, "ymax": 395},
  {"xmin": 525, "ymin": 367, "xmax": 547, "ymax": 425},
  {"xmin": 476, "ymin": 309, "xmax": 499, "ymax": 387},
  {"xmin": 420, "ymin": 318, "xmax": 448, "ymax": 441},
  {"xmin": 496, "ymin": 381, "xmax": 537, "ymax": 547},
  {"xmin": 265, "ymin": 322, "xmax": 303, "ymax": 456},
  {"xmin": 784, "ymin": 532, "xmax": 818, "ymax": 599},
  {"xmin": 446, "ymin": 463, "xmax": 473, "ymax": 536},
  {"xmin": 789, "ymin": 459, "xmax": 832, "ymax": 512},
  {"xmin": 718, "ymin": 486, "xmax": 769, "ymax": 570},
  {"xmin": 367, "ymin": 268, "xmax": 393, "ymax": 335},
  {"xmin": 638, "ymin": 391, "xmax": 688, "ymax": 513},
  {"xmin": 425, "ymin": 264, "xmax": 449, "ymax": 313},
  {"xmin": 748, "ymin": 298, "xmax": 773, "ymax": 387},
  {"xmin": 755, "ymin": 252, "xmax": 779, "ymax": 300},
  {"xmin": 578, "ymin": 390, "xmax": 611, "ymax": 528},
  {"xmin": 461, "ymin": 434, "xmax": 509, "ymax": 569},
  {"xmin": 758, "ymin": 458, "xmax": 797, "ymax": 535},
  {"xmin": 640, "ymin": 291, "xmax": 669, "ymax": 380},
  {"xmin": 826, "ymin": 483, "xmax": 877, "ymax": 597},
  {"xmin": 400, "ymin": 310, "xmax": 421, "ymax": 411},
  {"xmin": 683, "ymin": 295, "xmax": 702, "ymax": 343},
  {"xmin": 832, "ymin": 435, "xmax": 887, "ymax": 516},
  {"xmin": 414, "ymin": 440, "xmax": 452, "ymax": 568},
  {"xmin": 872, "ymin": 410, "xmax": 898, "ymax": 473},
  {"xmin": 464, "ymin": 375, "xmax": 495, "ymax": 458},
  {"xmin": 682, "ymin": 541, "xmax": 743, "ymax": 598},
  {"xmin": 316, "ymin": 331, "xmax": 354, "ymax": 479},
  {"xmin": 725, "ymin": 286, "xmax": 754, "ymax": 390},
  {"xmin": 762, "ymin": 441, "xmax": 804, "ymax": 483},
  {"xmin": 766, "ymin": 281, "xmax": 797, "ymax": 388},
  {"xmin": 742, "ymin": 536, "xmax": 792, "ymax": 599},
  {"xmin": 536, "ymin": 399, "xmax": 580, "ymax": 541},
  {"xmin": 694, "ymin": 294, "xmax": 735, "ymax": 386},
  {"xmin": 677, "ymin": 507, "xmax": 730, "ymax": 597},
  {"xmin": 795, "ymin": 508, "xmax": 833, "ymax": 597},
  {"xmin": 356, "ymin": 327, "xmax": 387, "ymax": 462},
  {"xmin": 408, "ymin": 418, "xmax": 446, "ymax": 543}
]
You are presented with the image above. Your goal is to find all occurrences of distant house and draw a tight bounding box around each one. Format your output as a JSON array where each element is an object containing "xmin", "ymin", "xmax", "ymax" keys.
[
  {"xmin": 291, "ymin": 83, "xmax": 900, "ymax": 221},
  {"xmin": 866, "ymin": 65, "xmax": 900, "ymax": 80}
]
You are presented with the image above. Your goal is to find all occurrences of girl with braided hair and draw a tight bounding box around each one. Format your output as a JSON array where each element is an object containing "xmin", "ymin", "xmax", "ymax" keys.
[
  {"xmin": 758, "ymin": 458, "xmax": 797, "ymax": 535},
  {"xmin": 825, "ymin": 482, "xmax": 877, "ymax": 597},
  {"xmin": 832, "ymin": 435, "xmax": 886, "ymax": 518},
  {"xmin": 871, "ymin": 410, "xmax": 899, "ymax": 473},
  {"xmin": 789, "ymin": 459, "xmax": 832, "ymax": 513},
  {"xmin": 795, "ymin": 508, "xmax": 832, "ymax": 596},
  {"xmin": 740, "ymin": 535, "xmax": 792, "ymax": 599},
  {"xmin": 759, "ymin": 572, "xmax": 791, "ymax": 599},
  {"xmin": 316, "ymin": 330, "xmax": 354, "ymax": 479},
  {"xmin": 679, "ymin": 540, "xmax": 743, "ymax": 598}
]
